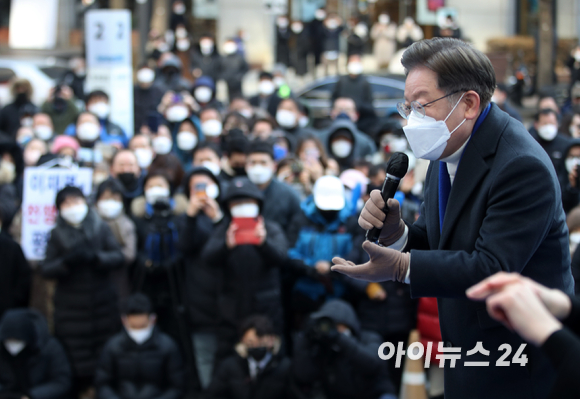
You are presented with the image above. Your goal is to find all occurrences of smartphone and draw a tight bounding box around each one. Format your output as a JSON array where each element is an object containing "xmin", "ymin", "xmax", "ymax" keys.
[
  {"xmin": 195, "ymin": 182, "xmax": 207, "ymax": 198},
  {"xmin": 147, "ymin": 112, "xmax": 160, "ymax": 134},
  {"xmin": 232, "ymin": 217, "xmax": 260, "ymax": 245},
  {"xmin": 173, "ymin": 93, "xmax": 183, "ymax": 103}
]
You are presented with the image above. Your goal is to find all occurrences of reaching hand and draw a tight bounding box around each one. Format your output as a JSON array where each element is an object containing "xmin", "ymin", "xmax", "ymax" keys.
[
  {"xmin": 186, "ymin": 195, "xmax": 205, "ymax": 217},
  {"xmin": 359, "ymin": 191, "xmax": 405, "ymax": 246},
  {"xmin": 331, "ymin": 241, "xmax": 410, "ymax": 282}
]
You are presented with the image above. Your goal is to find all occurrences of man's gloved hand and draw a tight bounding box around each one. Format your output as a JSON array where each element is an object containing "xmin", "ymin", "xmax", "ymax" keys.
[
  {"xmin": 331, "ymin": 241, "xmax": 410, "ymax": 283},
  {"xmin": 359, "ymin": 191, "xmax": 405, "ymax": 246}
]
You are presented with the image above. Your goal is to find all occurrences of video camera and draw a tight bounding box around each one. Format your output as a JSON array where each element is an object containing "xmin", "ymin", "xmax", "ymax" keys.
[{"xmin": 306, "ymin": 316, "xmax": 338, "ymax": 344}]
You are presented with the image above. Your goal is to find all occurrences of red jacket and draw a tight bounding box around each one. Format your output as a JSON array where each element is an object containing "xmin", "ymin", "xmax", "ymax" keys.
[{"xmin": 416, "ymin": 297, "xmax": 441, "ymax": 366}]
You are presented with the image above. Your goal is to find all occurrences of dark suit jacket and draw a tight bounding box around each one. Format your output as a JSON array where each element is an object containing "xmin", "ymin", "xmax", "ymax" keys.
[{"xmin": 405, "ymin": 103, "xmax": 575, "ymax": 399}]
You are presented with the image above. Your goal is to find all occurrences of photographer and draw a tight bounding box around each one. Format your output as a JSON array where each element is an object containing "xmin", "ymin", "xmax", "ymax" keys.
[
  {"xmin": 201, "ymin": 177, "xmax": 288, "ymax": 348},
  {"xmin": 131, "ymin": 171, "xmax": 188, "ymax": 337},
  {"xmin": 292, "ymin": 299, "xmax": 396, "ymax": 399}
]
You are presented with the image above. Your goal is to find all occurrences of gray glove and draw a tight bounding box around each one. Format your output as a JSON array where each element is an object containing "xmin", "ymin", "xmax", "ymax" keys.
[{"xmin": 359, "ymin": 190, "xmax": 405, "ymax": 246}]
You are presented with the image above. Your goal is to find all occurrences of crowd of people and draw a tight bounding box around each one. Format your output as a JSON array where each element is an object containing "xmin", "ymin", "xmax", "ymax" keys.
[{"xmin": 0, "ymin": 5, "xmax": 579, "ymax": 399}]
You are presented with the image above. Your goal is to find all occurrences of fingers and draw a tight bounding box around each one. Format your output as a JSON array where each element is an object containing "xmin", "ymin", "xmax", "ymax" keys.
[
  {"xmin": 331, "ymin": 257, "xmax": 355, "ymax": 267},
  {"xmin": 369, "ymin": 190, "xmax": 386, "ymax": 209},
  {"xmin": 466, "ymin": 272, "xmax": 521, "ymax": 300},
  {"xmin": 359, "ymin": 191, "xmax": 387, "ymax": 230},
  {"xmin": 386, "ymin": 198, "xmax": 401, "ymax": 214},
  {"xmin": 330, "ymin": 262, "xmax": 370, "ymax": 279}
]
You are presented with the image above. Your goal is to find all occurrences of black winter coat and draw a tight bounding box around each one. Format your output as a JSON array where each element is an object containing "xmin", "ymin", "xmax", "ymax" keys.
[
  {"xmin": 206, "ymin": 350, "xmax": 292, "ymax": 399},
  {"xmin": 0, "ymin": 309, "xmax": 72, "ymax": 399},
  {"xmin": 201, "ymin": 218, "xmax": 288, "ymax": 335},
  {"xmin": 0, "ymin": 234, "xmax": 31, "ymax": 320},
  {"xmin": 190, "ymin": 48, "xmax": 222, "ymax": 84},
  {"xmin": 134, "ymin": 85, "xmax": 164, "ymax": 131},
  {"xmin": 95, "ymin": 328, "xmax": 184, "ymax": 399},
  {"xmin": 41, "ymin": 210, "xmax": 124, "ymax": 378}
]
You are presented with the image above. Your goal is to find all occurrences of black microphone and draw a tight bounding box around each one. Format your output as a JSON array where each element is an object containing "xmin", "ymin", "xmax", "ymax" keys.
[{"xmin": 365, "ymin": 152, "xmax": 409, "ymax": 242}]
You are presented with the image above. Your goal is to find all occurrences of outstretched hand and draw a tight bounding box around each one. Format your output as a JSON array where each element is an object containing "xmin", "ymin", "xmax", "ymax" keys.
[{"xmin": 331, "ymin": 241, "xmax": 409, "ymax": 283}]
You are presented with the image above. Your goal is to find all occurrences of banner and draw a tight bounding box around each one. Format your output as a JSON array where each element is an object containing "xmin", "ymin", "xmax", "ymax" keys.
[{"xmin": 21, "ymin": 167, "xmax": 93, "ymax": 261}]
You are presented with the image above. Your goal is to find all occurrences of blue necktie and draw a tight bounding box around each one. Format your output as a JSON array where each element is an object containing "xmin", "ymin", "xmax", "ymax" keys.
[{"xmin": 438, "ymin": 161, "xmax": 451, "ymax": 233}]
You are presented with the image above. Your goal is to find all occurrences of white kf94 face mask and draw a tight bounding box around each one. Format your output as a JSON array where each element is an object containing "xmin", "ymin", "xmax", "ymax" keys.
[{"xmin": 403, "ymin": 93, "xmax": 466, "ymax": 161}]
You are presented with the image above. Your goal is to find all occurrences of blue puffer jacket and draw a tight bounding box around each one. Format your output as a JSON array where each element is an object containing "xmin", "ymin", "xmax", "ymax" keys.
[{"xmin": 287, "ymin": 196, "xmax": 355, "ymax": 302}]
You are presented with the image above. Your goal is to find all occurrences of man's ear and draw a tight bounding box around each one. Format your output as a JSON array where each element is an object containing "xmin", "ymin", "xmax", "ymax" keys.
[
  {"xmin": 150, "ymin": 314, "xmax": 157, "ymax": 325},
  {"xmin": 463, "ymin": 91, "xmax": 481, "ymax": 120}
]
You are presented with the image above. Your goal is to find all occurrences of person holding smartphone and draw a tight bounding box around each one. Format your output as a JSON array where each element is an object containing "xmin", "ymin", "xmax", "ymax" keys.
[{"xmin": 201, "ymin": 177, "xmax": 288, "ymax": 353}]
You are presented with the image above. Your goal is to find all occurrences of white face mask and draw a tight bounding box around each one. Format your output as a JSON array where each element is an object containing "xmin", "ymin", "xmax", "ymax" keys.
[
  {"xmin": 565, "ymin": 157, "xmax": 580, "ymax": 173},
  {"xmin": 354, "ymin": 23, "xmax": 368, "ymax": 38},
  {"xmin": 145, "ymin": 186, "xmax": 170, "ymax": 205},
  {"xmin": 77, "ymin": 122, "xmax": 101, "ymax": 142},
  {"xmin": 230, "ymin": 203, "xmax": 259, "ymax": 218},
  {"xmin": 200, "ymin": 41, "xmax": 214, "ymax": 55},
  {"xmin": 61, "ymin": 203, "xmax": 88, "ymax": 225},
  {"xmin": 570, "ymin": 232, "xmax": 580, "ymax": 245},
  {"xmin": 4, "ymin": 340, "xmax": 26, "ymax": 356},
  {"xmin": 126, "ymin": 324, "xmax": 154, "ymax": 345},
  {"xmin": 347, "ymin": 62, "xmax": 363, "ymax": 75},
  {"xmin": 152, "ymin": 136, "xmax": 173, "ymax": 155},
  {"xmin": 259, "ymin": 80, "xmax": 275, "ymax": 96},
  {"xmin": 315, "ymin": 10, "xmax": 326, "ymax": 20},
  {"xmin": 202, "ymin": 161, "xmax": 221, "ymax": 176},
  {"xmin": 201, "ymin": 119, "xmax": 223, "ymax": 137},
  {"xmin": 403, "ymin": 93, "xmax": 466, "ymax": 161},
  {"xmin": 223, "ymin": 42, "xmax": 237, "ymax": 55},
  {"xmin": 137, "ymin": 68, "xmax": 155, "ymax": 84},
  {"xmin": 97, "ymin": 199, "xmax": 123, "ymax": 219},
  {"xmin": 379, "ymin": 14, "xmax": 389, "ymax": 24},
  {"xmin": 21, "ymin": 117, "xmax": 33, "ymax": 127},
  {"xmin": 89, "ymin": 102, "xmax": 110, "ymax": 119},
  {"xmin": 276, "ymin": 109, "xmax": 297, "ymax": 129},
  {"xmin": 135, "ymin": 148, "xmax": 154, "ymax": 169},
  {"xmin": 291, "ymin": 23, "xmax": 304, "ymax": 33},
  {"xmin": 24, "ymin": 149, "xmax": 42, "ymax": 166},
  {"xmin": 206, "ymin": 184, "xmax": 219, "ymax": 199},
  {"xmin": 34, "ymin": 125, "xmax": 53, "ymax": 140},
  {"xmin": 326, "ymin": 20, "xmax": 339, "ymax": 30},
  {"xmin": 537, "ymin": 124, "xmax": 558, "ymax": 141},
  {"xmin": 277, "ymin": 18, "xmax": 289, "ymax": 28},
  {"xmin": 0, "ymin": 161, "xmax": 16, "ymax": 184},
  {"xmin": 176, "ymin": 39, "xmax": 191, "ymax": 52},
  {"xmin": 331, "ymin": 140, "xmax": 353, "ymax": 158},
  {"xmin": 166, "ymin": 105, "xmax": 190, "ymax": 123},
  {"xmin": 195, "ymin": 86, "xmax": 213, "ymax": 103},
  {"xmin": 177, "ymin": 131, "xmax": 198, "ymax": 150},
  {"xmin": 239, "ymin": 109, "xmax": 253, "ymax": 119},
  {"xmin": 273, "ymin": 77, "xmax": 285, "ymax": 87},
  {"xmin": 247, "ymin": 165, "xmax": 273, "ymax": 185},
  {"xmin": 173, "ymin": 3, "xmax": 186, "ymax": 15},
  {"xmin": 175, "ymin": 27, "xmax": 188, "ymax": 39}
]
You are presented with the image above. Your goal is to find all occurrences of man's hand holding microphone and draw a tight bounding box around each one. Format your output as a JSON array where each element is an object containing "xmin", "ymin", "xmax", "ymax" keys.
[{"xmin": 331, "ymin": 153, "xmax": 411, "ymax": 283}]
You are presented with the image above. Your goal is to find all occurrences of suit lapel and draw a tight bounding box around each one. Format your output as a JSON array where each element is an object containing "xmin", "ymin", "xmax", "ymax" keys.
[{"xmin": 438, "ymin": 104, "xmax": 509, "ymax": 249}]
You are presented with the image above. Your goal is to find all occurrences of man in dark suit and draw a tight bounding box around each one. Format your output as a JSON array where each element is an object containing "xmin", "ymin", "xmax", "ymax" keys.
[{"xmin": 332, "ymin": 38, "xmax": 574, "ymax": 399}]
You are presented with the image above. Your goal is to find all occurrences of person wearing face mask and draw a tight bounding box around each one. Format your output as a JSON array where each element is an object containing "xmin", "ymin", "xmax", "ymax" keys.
[
  {"xmin": 557, "ymin": 140, "xmax": 580, "ymax": 213},
  {"xmin": 95, "ymin": 294, "xmax": 184, "ymax": 399},
  {"xmin": 286, "ymin": 176, "xmax": 356, "ymax": 315},
  {"xmin": 62, "ymin": 56, "xmax": 87, "ymax": 100},
  {"xmin": 192, "ymin": 76, "xmax": 221, "ymax": 109},
  {"xmin": 134, "ymin": 64, "xmax": 164, "ymax": 132},
  {"xmin": 0, "ymin": 137, "xmax": 24, "ymax": 236},
  {"xmin": 221, "ymin": 39, "xmax": 249, "ymax": 102},
  {"xmin": 191, "ymin": 35, "xmax": 223, "ymax": 84},
  {"xmin": 129, "ymin": 134, "xmax": 155, "ymax": 170},
  {"xmin": 41, "ymin": 134, "xmax": 80, "ymax": 167},
  {"xmin": 331, "ymin": 55, "xmax": 374, "ymax": 112},
  {"xmin": 31, "ymin": 113, "xmax": 55, "ymax": 143},
  {"xmin": 22, "ymin": 138, "xmax": 48, "ymax": 167},
  {"xmin": 206, "ymin": 315, "xmax": 291, "ymax": 399},
  {"xmin": 173, "ymin": 117, "xmax": 204, "ymax": 169},
  {"xmin": 490, "ymin": 83, "xmax": 522, "ymax": 122},
  {"xmin": 346, "ymin": 21, "xmax": 368, "ymax": 60},
  {"xmin": 274, "ymin": 98, "xmax": 314, "ymax": 137},
  {"xmin": 199, "ymin": 106, "xmax": 224, "ymax": 144},
  {"xmin": 84, "ymin": 90, "xmax": 128, "ymax": 148},
  {"xmin": 228, "ymin": 97, "xmax": 254, "ymax": 121},
  {"xmin": 246, "ymin": 141, "xmax": 301, "ymax": 236},
  {"xmin": 40, "ymin": 84, "xmax": 80, "ymax": 136},
  {"xmin": 326, "ymin": 128, "xmax": 360, "ymax": 171},
  {"xmin": 371, "ymin": 14, "xmax": 397, "ymax": 69},
  {"xmin": 321, "ymin": 14, "xmax": 344, "ymax": 76},
  {"xmin": 178, "ymin": 167, "xmax": 223, "ymax": 390},
  {"xmin": 529, "ymin": 108, "xmax": 570, "ymax": 168},
  {"xmin": 131, "ymin": 172, "xmax": 188, "ymax": 337},
  {"xmin": 292, "ymin": 299, "xmax": 396, "ymax": 399},
  {"xmin": 219, "ymin": 133, "xmax": 249, "ymax": 182},
  {"xmin": 41, "ymin": 186, "xmax": 124, "ymax": 396},
  {"xmin": 275, "ymin": 16, "xmax": 291, "ymax": 67},
  {"xmin": 148, "ymin": 130, "xmax": 186, "ymax": 191},
  {"xmin": 396, "ymin": 17, "xmax": 424, "ymax": 48},
  {"xmin": 330, "ymin": 38, "xmax": 575, "ymax": 399},
  {"xmin": 0, "ymin": 309, "xmax": 72, "ymax": 399},
  {"xmin": 249, "ymin": 72, "xmax": 276, "ymax": 110},
  {"xmin": 0, "ymin": 78, "xmax": 37, "ymax": 138},
  {"xmin": 290, "ymin": 21, "xmax": 310, "ymax": 78},
  {"xmin": 202, "ymin": 177, "xmax": 288, "ymax": 344},
  {"xmin": 95, "ymin": 179, "xmax": 137, "ymax": 301},
  {"xmin": 324, "ymin": 97, "xmax": 376, "ymax": 154},
  {"xmin": 109, "ymin": 149, "xmax": 146, "ymax": 214},
  {"xmin": 153, "ymin": 55, "xmax": 193, "ymax": 93},
  {"xmin": 65, "ymin": 112, "xmax": 104, "ymax": 166}
]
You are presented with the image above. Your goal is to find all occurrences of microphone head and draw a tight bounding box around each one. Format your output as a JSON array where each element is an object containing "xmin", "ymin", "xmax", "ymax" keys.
[{"xmin": 386, "ymin": 152, "xmax": 409, "ymax": 179}]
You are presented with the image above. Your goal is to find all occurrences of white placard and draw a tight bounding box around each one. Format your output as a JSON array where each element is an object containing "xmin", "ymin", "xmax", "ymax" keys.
[
  {"xmin": 85, "ymin": 10, "xmax": 134, "ymax": 136},
  {"xmin": 9, "ymin": 0, "xmax": 58, "ymax": 49},
  {"xmin": 21, "ymin": 167, "xmax": 93, "ymax": 261}
]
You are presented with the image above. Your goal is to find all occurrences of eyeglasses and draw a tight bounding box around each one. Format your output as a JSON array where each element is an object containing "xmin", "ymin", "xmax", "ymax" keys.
[{"xmin": 396, "ymin": 90, "xmax": 462, "ymax": 119}]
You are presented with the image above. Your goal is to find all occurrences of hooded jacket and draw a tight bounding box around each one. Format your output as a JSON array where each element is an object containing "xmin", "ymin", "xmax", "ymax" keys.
[
  {"xmin": 41, "ymin": 209, "xmax": 124, "ymax": 378},
  {"xmin": 319, "ymin": 119, "xmax": 376, "ymax": 170},
  {"xmin": 172, "ymin": 117, "xmax": 204, "ymax": 168},
  {"xmin": 0, "ymin": 309, "xmax": 72, "ymax": 399},
  {"xmin": 292, "ymin": 300, "xmax": 395, "ymax": 399}
]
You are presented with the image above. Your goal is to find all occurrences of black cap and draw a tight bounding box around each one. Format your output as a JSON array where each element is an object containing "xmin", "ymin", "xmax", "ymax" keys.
[
  {"xmin": 183, "ymin": 166, "xmax": 221, "ymax": 199},
  {"xmin": 248, "ymin": 140, "xmax": 274, "ymax": 159},
  {"xmin": 224, "ymin": 177, "xmax": 263, "ymax": 210}
]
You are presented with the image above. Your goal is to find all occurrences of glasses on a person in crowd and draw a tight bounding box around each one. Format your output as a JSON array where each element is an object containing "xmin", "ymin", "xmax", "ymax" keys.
[{"xmin": 396, "ymin": 90, "xmax": 461, "ymax": 119}]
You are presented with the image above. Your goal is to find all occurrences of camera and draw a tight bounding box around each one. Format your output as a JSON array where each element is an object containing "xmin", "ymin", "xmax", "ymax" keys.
[{"xmin": 307, "ymin": 316, "xmax": 338, "ymax": 344}]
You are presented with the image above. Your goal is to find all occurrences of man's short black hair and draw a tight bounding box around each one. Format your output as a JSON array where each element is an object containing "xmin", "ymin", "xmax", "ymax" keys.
[
  {"xmin": 248, "ymin": 140, "xmax": 274, "ymax": 159},
  {"xmin": 121, "ymin": 293, "xmax": 153, "ymax": 315},
  {"xmin": 86, "ymin": 90, "xmax": 109, "ymax": 103},
  {"xmin": 239, "ymin": 315, "xmax": 275, "ymax": 339},
  {"xmin": 193, "ymin": 141, "xmax": 223, "ymax": 159},
  {"xmin": 369, "ymin": 162, "xmax": 387, "ymax": 179},
  {"xmin": 225, "ymin": 131, "xmax": 250, "ymax": 156},
  {"xmin": 534, "ymin": 108, "xmax": 559, "ymax": 122},
  {"xmin": 55, "ymin": 186, "xmax": 85, "ymax": 210},
  {"xmin": 259, "ymin": 71, "xmax": 274, "ymax": 80},
  {"xmin": 96, "ymin": 178, "xmax": 125, "ymax": 200}
]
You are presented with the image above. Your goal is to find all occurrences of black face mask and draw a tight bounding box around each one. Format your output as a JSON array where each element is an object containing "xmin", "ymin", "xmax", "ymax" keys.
[
  {"xmin": 117, "ymin": 172, "xmax": 138, "ymax": 191},
  {"xmin": 232, "ymin": 166, "xmax": 247, "ymax": 177},
  {"xmin": 319, "ymin": 209, "xmax": 339, "ymax": 222},
  {"xmin": 247, "ymin": 346, "xmax": 269, "ymax": 361},
  {"xmin": 15, "ymin": 93, "xmax": 28, "ymax": 105}
]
